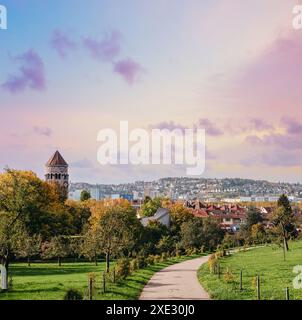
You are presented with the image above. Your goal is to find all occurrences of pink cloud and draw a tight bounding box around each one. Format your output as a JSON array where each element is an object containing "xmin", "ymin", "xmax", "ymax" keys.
[
  {"xmin": 50, "ymin": 29, "xmax": 77, "ymax": 58},
  {"xmin": 233, "ymin": 30, "xmax": 302, "ymax": 114},
  {"xmin": 83, "ymin": 30, "xmax": 122, "ymax": 62},
  {"xmin": 113, "ymin": 58, "xmax": 144, "ymax": 84},
  {"xmin": 2, "ymin": 49, "xmax": 46, "ymax": 93}
]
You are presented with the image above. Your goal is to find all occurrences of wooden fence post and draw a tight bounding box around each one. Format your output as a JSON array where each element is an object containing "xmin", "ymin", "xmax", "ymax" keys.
[
  {"xmin": 218, "ymin": 263, "xmax": 221, "ymax": 279},
  {"xmin": 285, "ymin": 287, "xmax": 289, "ymax": 300},
  {"xmin": 113, "ymin": 267, "xmax": 116, "ymax": 284},
  {"xmin": 257, "ymin": 275, "xmax": 260, "ymax": 300},
  {"xmin": 88, "ymin": 276, "xmax": 93, "ymax": 300},
  {"xmin": 103, "ymin": 272, "xmax": 106, "ymax": 294}
]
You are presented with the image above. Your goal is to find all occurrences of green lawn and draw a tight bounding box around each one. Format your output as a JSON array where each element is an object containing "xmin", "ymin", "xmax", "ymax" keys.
[
  {"xmin": 0, "ymin": 255, "xmax": 199, "ymax": 300},
  {"xmin": 198, "ymin": 241, "xmax": 302, "ymax": 300}
]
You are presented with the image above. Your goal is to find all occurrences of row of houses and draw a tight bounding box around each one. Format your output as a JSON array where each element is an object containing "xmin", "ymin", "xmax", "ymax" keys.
[{"xmin": 184, "ymin": 201, "xmax": 246, "ymax": 232}]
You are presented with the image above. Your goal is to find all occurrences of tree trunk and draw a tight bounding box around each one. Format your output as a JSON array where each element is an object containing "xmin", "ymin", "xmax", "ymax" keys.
[
  {"xmin": 106, "ymin": 252, "xmax": 110, "ymax": 273},
  {"xmin": 94, "ymin": 254, "xmax": 98, "ymax": 266},
  {"xmin": 1, "ymin": 260, "xmax": 9, "ymax": 291},
  {"xmin": 58, "ymin": 257, "xmax": 61, "ymax": 267},
  {"xmin": 27, "ymin": 256, "xmax": 31, "ymax": 267}
]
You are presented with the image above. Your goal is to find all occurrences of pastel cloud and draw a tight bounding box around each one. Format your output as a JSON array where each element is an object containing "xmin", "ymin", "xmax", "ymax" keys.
[
  {"xmin": 83, "ymin": 30, "xmax": 122, "ymax": 62},
  {"xmin": 232, "ymin": 30, "xmax": 302, "ymax": 114},
  {"xmin": 33, "ymin": 126, "xmax": 53, "ymax": 137},
  {"xmin": 197, "ymin": 118, "xmax": 223, "ymax": 136},
  {"xmin": 2, "ymin": 49, "xmax": 46, "ymax": 93},
  {"xmin": 50, "ymin": 29, "xmax": 77, "ymax": 58},
  {"xmin": 113, "ymin": 58, "xmax": 144, "ymax": 85},
  {"xmin": 245, "ymin": 117, "xmax": 302, "ymax": 151}
]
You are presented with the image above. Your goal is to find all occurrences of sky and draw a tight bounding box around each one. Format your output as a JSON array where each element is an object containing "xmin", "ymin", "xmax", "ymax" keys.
[{"xmin": 1, "ymin": 0, "xmax": 302, "ymax": 184}]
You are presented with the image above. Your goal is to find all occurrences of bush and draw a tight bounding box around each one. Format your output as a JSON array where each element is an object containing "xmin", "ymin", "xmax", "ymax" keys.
[
  {"xmin": 208, "ymin": 254, "xmax": 218, "ymax": 274},
  {"xmin": 154, "ymin": 255, "xmax": 161, "ymax": 263},
  {"xmin": 223, "ymin": 268, "xmax": 235, "ymax": 283},
  {"xmin": 137, "ymin": 256, "xmax": 147, "ymax": 269},
  {"xmin": 160, "ymin": 252, "xmax": 168, "ymax": 262},
  {"xmin": 115, "ymin": 257, "xmax": 130, "ymax": 280},
  {"xmin": 146, "ymin": 255, "xmax": 155, "ymax": 265},
  {"xmin": 130, "ymin": 258, "xmax": 139, "ymax": 272},
  {"xmin": 63, "ymin": 289, "xmax": 83, "ymax": 300}
]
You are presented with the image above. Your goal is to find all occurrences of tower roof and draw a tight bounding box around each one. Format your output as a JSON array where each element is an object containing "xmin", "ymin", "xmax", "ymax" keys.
[{"xmin": 46, "ymin": 151, "xmax": 68, "ymax": 167}]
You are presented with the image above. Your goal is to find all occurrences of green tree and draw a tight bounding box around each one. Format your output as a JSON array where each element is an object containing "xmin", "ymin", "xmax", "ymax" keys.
[
  {"xmin": 246, "ymin": 206, "xmax": 263, "ymax": 230},
  {"xmin": 42, "ymin": 236, "xmax": 70, "ymax": 266},
  {"xmin": 80, "ymin": 190, "xmax": 91, "ymax": 202},
  {"xmin": 0, "ymin": 212, "xmax": 25, "ymax": 290},
  {"xmin": 180, "ymin": 218, "xmax": 204, "ymax": 250},
  {"xmin": 272, "ymin": 194, "xmax": 295, "ymax": 251},
  {"xmin": 96, "ymin": 206, "xmax": 139, "ymax": 272},
  {"xmin": 0, "ymin": 169, "xmax": 55, "ymax": 290},
  {"xmin": 139, "ymin": 197, "xmax": 163, "ymax": 217},
  {"xmin": 15, "ymin": 233, "xmax": 42, "ymax": 266},
  {"xmin": 79, "ymin": 228, "xmax": 102, "ymax": 265}
]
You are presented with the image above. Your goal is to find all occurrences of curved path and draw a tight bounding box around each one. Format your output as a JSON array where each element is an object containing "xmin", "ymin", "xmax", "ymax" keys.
[{"xmin": 139, "ymin": 256, "xmax": 211, "ymax": 300}]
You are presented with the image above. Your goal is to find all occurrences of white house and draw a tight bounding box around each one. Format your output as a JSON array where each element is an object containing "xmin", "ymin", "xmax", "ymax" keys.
[{"xmin": 140, "ymin": 208, "xmax": 170, "ymax": 228}]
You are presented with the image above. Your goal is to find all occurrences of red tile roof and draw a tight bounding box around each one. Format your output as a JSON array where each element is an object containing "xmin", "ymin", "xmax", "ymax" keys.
[{"xmin": 46, "ymin": 151, "xmax": 68, "ymax": 166}]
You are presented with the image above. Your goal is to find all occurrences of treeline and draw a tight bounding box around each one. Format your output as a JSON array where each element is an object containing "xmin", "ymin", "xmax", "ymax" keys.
[{"xmin": 0, "ymin": 170, "xmax": 223, "ymax": 291}]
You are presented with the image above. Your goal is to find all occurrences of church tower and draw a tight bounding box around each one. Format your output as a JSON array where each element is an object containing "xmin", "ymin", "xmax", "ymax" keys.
[{"xmin": 45, "ymin": 151, "xmax": 69, "ymax": 194}]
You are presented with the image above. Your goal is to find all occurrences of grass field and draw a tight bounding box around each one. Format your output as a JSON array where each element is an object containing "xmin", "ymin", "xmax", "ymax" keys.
[
  {"xmin": 198, "ymin": 241, "xmax": 302, "ymax": 300},
  {"xmin": 0, "ymin": 255, "xmax": 198, "ymax": 300}
]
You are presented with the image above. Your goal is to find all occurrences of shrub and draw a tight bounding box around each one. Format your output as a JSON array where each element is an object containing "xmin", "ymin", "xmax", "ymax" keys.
[
  {"xmin": 208, "ymin": 254, "xmax": 218, "ymax": 274},
  {"xmin": 160, "ymin": 252, "xmax": 168, "ymax": 262},
  {"xmin": 137, "ymin": 256, "xmax": 147, "ymax": 269},
  {"xmin": 146, "ymin": 255, "xmax": 155, "ymax": 265},
  {"xmin": 223, "ymin": 268, "xmax": 235, "ymax": 283},
  {"xmin": 154, "ymin": 255, "xmax": 161, "ymax": 263},
  {"xmin": 130, "ymin": 258, "xmax": 139, "ymax": 272},
  {"xmin": 115, "ymin": 257, "xmax": 130, "ymax": 280},
  {"xmin": 63, "ymin": 289, "xmax": 83, "ymax": 300}
]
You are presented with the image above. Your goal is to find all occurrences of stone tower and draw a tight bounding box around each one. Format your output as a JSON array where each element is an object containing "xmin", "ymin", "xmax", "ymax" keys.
[{"xmin": 45, "ymin": 151, "xmax": 69, "ymax": 192}]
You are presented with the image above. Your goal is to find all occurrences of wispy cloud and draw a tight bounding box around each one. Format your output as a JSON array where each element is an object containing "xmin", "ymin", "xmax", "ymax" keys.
[
  {"xmin": 196, "ymin": 118, "xmax": 223, "ymax": 136},
  {"xmin": 50, "ymin": 29, "xmax": 77, "ymax": 58},
  {"xmin": 83, "ymin": 30, "xmax": 122, "ymax": 62},
  {"xmin": 113, "ymin": 58, "xmax": 144, "ymax": 84},
  {"xmin": 2, "ymin": 49, "xmax": 46, "ymax": 93},
  {"xmin": 33, "ymin": 126, "xmax": 52, "ymax": 137}
]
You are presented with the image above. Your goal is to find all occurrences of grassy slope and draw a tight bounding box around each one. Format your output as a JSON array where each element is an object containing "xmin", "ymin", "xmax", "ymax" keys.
[
  {"xmin": 0, "ymin": 255, "xmax": 198, "ymax": 300},
  {"xmin": 198, "ymin": 241, "xmax": 302, "ymax": 300}
]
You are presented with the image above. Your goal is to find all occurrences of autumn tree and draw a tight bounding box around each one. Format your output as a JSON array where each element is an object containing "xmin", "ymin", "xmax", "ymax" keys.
[
  {"xmin": 0, "ymin": 169, "xmax": 55, "ymax": 290},
  {"xmin": 79, "ymin": 228, "xmax": 102, "ymax": 265}
]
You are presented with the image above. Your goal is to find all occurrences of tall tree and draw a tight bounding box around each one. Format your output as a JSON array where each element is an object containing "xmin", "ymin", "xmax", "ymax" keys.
[
  {"xmin": 272, "ymin": 194, "xmax": 295, "ymax": 251},
  {"xmin": 96, "ymin": 207, "xmax": 139, "ymax": 272},
  {"xmin": 0, "ymin": 169, "xmax": 55, "ymax": 290}
]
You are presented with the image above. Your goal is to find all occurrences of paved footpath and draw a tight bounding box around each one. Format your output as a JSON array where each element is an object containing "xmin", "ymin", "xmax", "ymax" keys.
[{"xmin": 139, "ymin": 256, "xmax": 211, "ymax": 300}]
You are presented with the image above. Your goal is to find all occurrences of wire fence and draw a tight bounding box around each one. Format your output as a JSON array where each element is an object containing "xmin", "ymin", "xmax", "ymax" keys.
[{"xmin": 207, "ymin": 263, "xmax": 294, "ymax": 300}]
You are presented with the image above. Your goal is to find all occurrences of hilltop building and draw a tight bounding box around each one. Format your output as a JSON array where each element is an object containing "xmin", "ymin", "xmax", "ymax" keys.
[{"xmin": 45, "ymin": 151, "xmax": 69, "ymax": 198}]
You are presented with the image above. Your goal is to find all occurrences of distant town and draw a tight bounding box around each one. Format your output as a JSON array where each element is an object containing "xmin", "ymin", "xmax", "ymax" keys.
[{"xmin": 69, "ymin": 177, "xmax": 302, "ymax": 203}]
